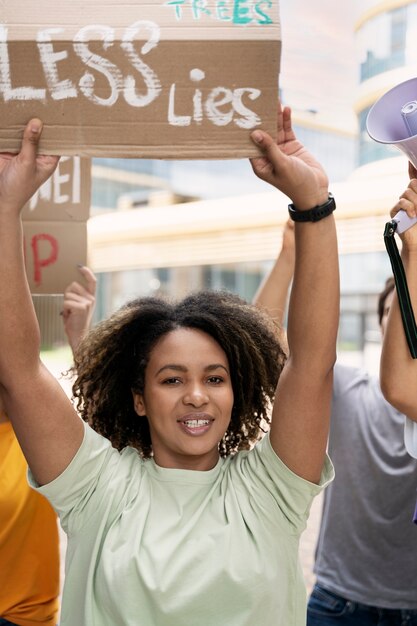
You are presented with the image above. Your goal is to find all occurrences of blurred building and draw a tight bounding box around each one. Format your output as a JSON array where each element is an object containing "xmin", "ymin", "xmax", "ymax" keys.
[
  {"xmin": 73, "ymin": 0, "xmax": 417, "ymax": 362},
  {"xmin": 87, "ymin": 107, "xmax": 358, "ymax": 320},
  {"xmin": 88, "ymin": 106, "xmax": 358, "ymax": 323},
  {"xmin": 343, "ymin": 0, "xmax": 417, "ymax": 353},
  {"xmin": 356, "ymin": 0, "xmax": 417, "ymax": 167}
]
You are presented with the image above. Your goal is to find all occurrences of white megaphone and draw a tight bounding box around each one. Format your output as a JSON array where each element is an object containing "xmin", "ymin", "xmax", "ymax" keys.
[{"xmin": 366, "ymin": 77, "xmax": 417, "ymax": 233}]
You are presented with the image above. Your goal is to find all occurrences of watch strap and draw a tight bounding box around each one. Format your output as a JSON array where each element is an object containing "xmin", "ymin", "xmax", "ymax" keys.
[{"xmin": 288, "ymin": 193, "xmax": 336, "ymax": 223}]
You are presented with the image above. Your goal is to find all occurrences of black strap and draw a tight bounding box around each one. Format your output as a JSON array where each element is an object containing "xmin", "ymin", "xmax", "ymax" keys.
[
  {"xmin": 383, "ymin": 220, "xmax": 417, "ymax": 358},
  {"xmin": 288, "ymin": 193, "xmax": 336, "ymax": 223}
]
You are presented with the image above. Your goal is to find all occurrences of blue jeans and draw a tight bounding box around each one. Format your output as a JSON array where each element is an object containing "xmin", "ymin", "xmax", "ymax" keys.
[{"xmin": 307, "ymin": 584, "xmax": 417, "ymax": 626}]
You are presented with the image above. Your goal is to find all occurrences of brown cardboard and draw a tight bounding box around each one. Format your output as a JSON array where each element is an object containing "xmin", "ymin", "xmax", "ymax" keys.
[
  {"xmin": 23, "ymin": 221, "xmax": 87, "ymax": 294},
  {"xmin": 0, "ymin": 1, "xmax": 281, "ymax": 158},
  {"xmin": 21, "ymin": 156, "xmax": 91, "ymax": 294},
  {"xmin": 22, "ymin": 157, "xmax": 91, "ymax": 221}
]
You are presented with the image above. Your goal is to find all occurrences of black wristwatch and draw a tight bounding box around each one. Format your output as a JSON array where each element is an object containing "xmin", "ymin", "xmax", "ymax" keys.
[{"xmin": 288, "ymin": 193, "xmax": 336, "ymax": 223}]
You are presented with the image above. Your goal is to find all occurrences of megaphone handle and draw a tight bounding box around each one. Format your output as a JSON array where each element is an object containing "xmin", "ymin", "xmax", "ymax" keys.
[
  {"xmin": 392, "ymin": 209, "xmax": 417, "ymax": 234},
  {"xmin": 384, "ymin": 220, "xmax": 417, "ymax": 358}
]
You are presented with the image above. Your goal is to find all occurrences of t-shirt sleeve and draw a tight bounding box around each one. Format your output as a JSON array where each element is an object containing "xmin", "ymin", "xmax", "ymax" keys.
[
  {"xmin": 404, "ymin": 417, "xmax": 417, "ymax": 459},
  {"xmin": 28, "ymin": 422, "xmax": 141, "ymax": 535},
  {"xmin": 230, "ymin": 432, "xmax": 334, "ymax": 535}
]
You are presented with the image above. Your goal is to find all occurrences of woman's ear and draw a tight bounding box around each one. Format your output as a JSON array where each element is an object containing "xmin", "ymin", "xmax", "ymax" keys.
[{"xmin": 132, "ymin": 390, "xmax": 146, "ymax": 416}]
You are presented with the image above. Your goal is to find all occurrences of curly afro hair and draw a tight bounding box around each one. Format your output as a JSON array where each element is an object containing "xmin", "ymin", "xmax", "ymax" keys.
[{"xmin": 72, "ymin": 290, "xmax": 286, "ymax": 458}]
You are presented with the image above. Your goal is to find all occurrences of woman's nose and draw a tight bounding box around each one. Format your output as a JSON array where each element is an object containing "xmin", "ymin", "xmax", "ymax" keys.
[{"xmin": 183, "ymin": 385, "xmax": 209, "ymax": 406}]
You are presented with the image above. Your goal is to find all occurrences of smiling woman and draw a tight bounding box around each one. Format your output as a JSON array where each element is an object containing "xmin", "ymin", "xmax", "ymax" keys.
[
  {"xmin": 72, "ymin": 290, "xmax": 283, "ymax": 466},
  {"xmin": 132, "ymin": 328, "xmax": 235, "ymax": 470}
]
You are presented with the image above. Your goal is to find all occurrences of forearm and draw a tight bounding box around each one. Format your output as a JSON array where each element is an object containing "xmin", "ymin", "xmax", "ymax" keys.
[
  {"xmin": 0, "ymin": 123, "xmax": 85, "ymax": 486},
  {"xmin": 0, "ymin": 213, "xmax": 41, "ymax": 387},
  {"xmin": 253, "ymin": 248, "xmax": 294, "ymax": 325},
  {"xmin": 0, "ymin": 212, "xmax": 85, "ymax": 484},
  {"xmin": 249, "ymin": 103, "xmax": 339, "ymax": 482},
  {"xmin": 380, "ymin": 247, "xmax": 417, "ymax": 420},
  {"xmin": 269, "ymin": 214, "xmax": 338, "ymax": 482},
  {"xmin": 66, "ymin": 331, "xmax": 84, "ymax": 356},
  {"xmin": 287, "ymin": 215, "xmax": 339, "ymax": 374}
]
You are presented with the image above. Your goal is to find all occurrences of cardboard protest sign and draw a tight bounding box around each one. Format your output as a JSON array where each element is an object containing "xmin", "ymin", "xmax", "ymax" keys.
[
  {"xmin": 23, "ymin": 221, "xmax": 88, "ymax": 294},
  {"xmin": 23, "ymin": 157, "xmax": 91, "ymax": 293},
  {"xmin": 0, "ymin": 0, "xmax": 281, "ymax": 158},
  {"xmin": 22, "ymin": 156, "xmax": 90, "ymax": 221}
]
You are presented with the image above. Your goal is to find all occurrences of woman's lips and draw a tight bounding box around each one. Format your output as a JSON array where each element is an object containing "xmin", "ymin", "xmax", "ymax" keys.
[{"xmin": 177, "ymin": 415, "xmax": 214, "ymax": 436}]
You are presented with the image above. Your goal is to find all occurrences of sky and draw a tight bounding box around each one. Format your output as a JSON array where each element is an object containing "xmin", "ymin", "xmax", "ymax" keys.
[{"xmin": 279, "ymin": 1, "xmax": 357, "ymax": 125}]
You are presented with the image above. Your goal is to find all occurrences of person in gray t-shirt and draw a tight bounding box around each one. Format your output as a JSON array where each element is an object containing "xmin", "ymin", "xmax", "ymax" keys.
[{"xmin": 254, "ymin": 226, "xmax": 417, "ymax": 626}]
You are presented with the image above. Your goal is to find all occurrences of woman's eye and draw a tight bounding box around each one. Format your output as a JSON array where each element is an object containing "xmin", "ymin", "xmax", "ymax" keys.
[
  {"xmin": 207, "ymin": 376, "xmax": 223, "ymax": 384},
  {"xmin": 163, "ymin": 377, "xmax": 181, "ymax": 385}
]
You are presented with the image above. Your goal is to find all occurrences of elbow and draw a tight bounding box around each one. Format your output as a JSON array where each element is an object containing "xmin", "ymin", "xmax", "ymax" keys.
[
  {"xmin": 318, "ymin": 348, "xmax": 338, "ymax": 385},
  {"xmin": 380, "ymin": 369, "xmax": 403, "ymax": 409},
  {"xmin": 329, "ymin": 349, "xmax": 338, "ymax": 372},
  {"xmin": 380, "ymin": 375, "xmax": 417, "ymax": 421},
  {"xmin": 380, "ymin": 376, "xmax": 396, "ymax": 406},
  {"xmin": 289, "ymin": 348, "xmax": 337, "ymax": 382},
  {"xmin": 323, "ymin": 352, "xmax": 337, "ymax": 387},
  {"xmin": 318, "ymin": 348, "xmax": 338, "ymax": 379}
]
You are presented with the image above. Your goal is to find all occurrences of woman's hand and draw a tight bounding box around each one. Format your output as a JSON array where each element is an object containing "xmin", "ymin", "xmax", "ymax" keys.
[
  {"xmin": 62, "ymin": 265, "xmax": 97, "ymax": 354},
  {"xmin": 249, "ymin": 103, "xmax": 329, "ymax": 210},
  {"xmin": 0, "ymin": 119, "xmax": 59, "ymax": 215},
  {"xmin": 391, "ymin": 176, "xmax": 417, "ymax": 250}
]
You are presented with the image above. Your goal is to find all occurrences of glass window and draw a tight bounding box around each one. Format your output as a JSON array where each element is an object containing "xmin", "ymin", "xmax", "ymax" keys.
[
  {"xmin": 91, "ymin": 178, "xmax": 156, "ymax": 211},
  {"xmin": 405, "ymin": 3, "xmax": 417, "ymax": 64},
  {"xmin": 357, "ymin": 6, "xmax": 408, "ymax": 82},
  {"xmin": 293, "ymin": 124, "xmax": 356, "ymax": 181},
  {"xmin": 93, "ymin": 158, "xmax": 170, "ymax": 178},
  {"xmin": 339, "ymin": 251, "xmax": 391, "ymax": 294},
  {"xmin": 91, "ymin": 157, "xmax": 172, "ymax": 212}
]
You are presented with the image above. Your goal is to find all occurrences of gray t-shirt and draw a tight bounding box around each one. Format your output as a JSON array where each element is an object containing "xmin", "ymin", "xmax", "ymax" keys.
[
  {"xmin": 314, "ymin": 363, "xmax": 417, "ymax": 609},
  {"xmin": 405, "ymin": 418, "xmax": 417, "ymax": 459}
]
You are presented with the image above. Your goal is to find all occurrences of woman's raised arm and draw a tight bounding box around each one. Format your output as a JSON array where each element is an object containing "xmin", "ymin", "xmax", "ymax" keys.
[
  {"xmin": 0, "ymin": 120, "xmax": 84, "ymax": 485},
  {"xmin": 250, "ymin": 104, "xmax": 339, "ymax": 484}
]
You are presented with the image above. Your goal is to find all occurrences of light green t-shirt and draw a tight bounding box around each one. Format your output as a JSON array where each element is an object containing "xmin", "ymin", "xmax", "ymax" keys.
[{"xmin": 31, "ymin": 423, "xmax": 333, "ymax": 626}]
